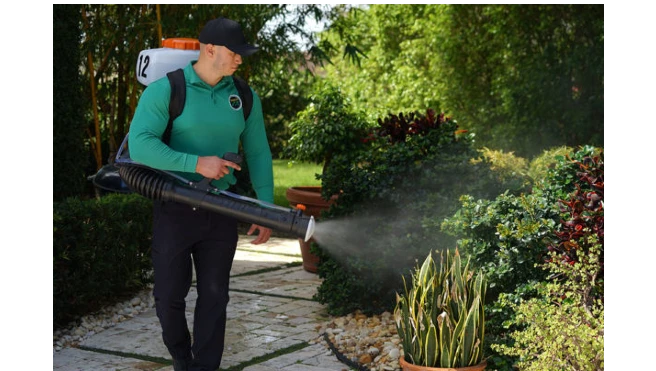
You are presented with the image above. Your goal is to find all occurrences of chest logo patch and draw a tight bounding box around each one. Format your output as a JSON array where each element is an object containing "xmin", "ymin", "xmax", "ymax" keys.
[{"xmin": 229, "ymin": 95, "xmax": 242, "ymax": 111}]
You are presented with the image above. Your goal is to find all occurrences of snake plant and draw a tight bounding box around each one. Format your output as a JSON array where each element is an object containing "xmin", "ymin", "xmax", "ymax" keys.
[{"xmin": 394, "ymin": 249, "xmax": 487, "ymax": 368}]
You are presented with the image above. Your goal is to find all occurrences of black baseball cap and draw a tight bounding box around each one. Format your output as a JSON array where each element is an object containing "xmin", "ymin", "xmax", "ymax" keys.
[{"xmin": 199, "ymin": 17, "xmax": 259, "ymax": 57}]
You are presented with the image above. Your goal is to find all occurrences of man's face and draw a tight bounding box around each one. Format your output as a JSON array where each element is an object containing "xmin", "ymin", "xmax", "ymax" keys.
[{"xmin": 210, "ymin": 45, "xmax": 242, "ymax": 76}]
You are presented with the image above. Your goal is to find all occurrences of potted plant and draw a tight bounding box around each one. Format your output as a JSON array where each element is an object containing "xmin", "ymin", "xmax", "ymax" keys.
[
  {"xmin": 394, "ymin": 249, "xmax": 488, "ymax": 371},
  {"xmin": 284, "ymin": 83, "xmax": 369, "ymax": 272}
]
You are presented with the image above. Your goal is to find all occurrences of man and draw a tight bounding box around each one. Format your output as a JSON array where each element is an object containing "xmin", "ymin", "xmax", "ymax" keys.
[{"xmin": 128, "ymin": 17, "xmax": 273, "ymax": 371}]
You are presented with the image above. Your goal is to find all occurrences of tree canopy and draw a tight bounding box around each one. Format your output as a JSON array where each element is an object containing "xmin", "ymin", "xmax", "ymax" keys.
[{"xmin": 319, "ymin": 4, "xmax": 603, "ymax": 157}]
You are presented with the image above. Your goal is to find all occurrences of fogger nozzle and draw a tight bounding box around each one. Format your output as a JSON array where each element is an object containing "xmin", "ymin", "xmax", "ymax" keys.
[{"xmin": 118, "ymin": 165, "xmax": 315, "ymax": 241}]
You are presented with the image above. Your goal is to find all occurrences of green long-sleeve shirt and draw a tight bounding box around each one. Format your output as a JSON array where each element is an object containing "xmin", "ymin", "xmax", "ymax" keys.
[{"xmin": 128, "ymin": 62, "xmax": 274, "ymax": 203}]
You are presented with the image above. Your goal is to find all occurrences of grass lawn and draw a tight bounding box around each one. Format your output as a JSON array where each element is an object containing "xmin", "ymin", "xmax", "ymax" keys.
[{"xmin": 272, "ymin": 159, "xmax": 322, "ymax": 207}]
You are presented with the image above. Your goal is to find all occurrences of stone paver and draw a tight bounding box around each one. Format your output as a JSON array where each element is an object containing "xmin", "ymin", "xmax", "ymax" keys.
[
  {"xmin": 54, "ymin": 236, "xmax": 352, "ymax": 371},
  {"xmin": 230, "ymin": 265, "xmax": 323, "ymax": 300},
  {"xmin": 242, "ymin": 343, "xmax": 347, "ymax": 371},
  {"xmin": 54, "ymin": 347, "xmax": 166, "ymax": 370}
]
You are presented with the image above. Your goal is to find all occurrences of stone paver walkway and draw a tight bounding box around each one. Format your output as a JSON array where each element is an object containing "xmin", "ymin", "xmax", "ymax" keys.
[{"xmin": 53, "ymin": 236, "xmax": 351, "ymax": 371}]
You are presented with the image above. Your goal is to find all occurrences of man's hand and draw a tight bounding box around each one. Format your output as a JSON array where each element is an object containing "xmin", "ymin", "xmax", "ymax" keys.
[
  {"xmin": 196, "ymin": 156, "xmax": 241, "ymax": 180},
  {"xmin": 247, "ymin": 224, "xmax": 272, "ymax": 245}
]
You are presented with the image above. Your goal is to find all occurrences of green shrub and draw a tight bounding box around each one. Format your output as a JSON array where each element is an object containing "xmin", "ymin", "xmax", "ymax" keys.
[
  {"xmin": 284, "ymin": 82, "xmax": 371, "ymax": 174},
  {"xmin": 547, "ymin": 150, "xmax": 604, "ymax": 288},
  {"xmin": 442, "ymin": 145, "xmax": 603, "ymax": 301},
  {"xmin": 442, "ymin": 145, "xmax": 603, "ymax": 370},
  {"xmin": 471, "ymin": 147, "xmax": 531, "ymax": 193},
  {"xmin": 533, "ymin": 145, "xmax": 603, "ymax": 200},
  {"xmin": 314, "ymin": 109, "xmax": 524, "ymax": 315},
  {"xmin": 501, "ymin": 151, "xmax": 604, "ymax": 369},
  {"xmin": 53, "ymin": 193, "xmax": 153, "ymax": 329},
  {"xmin": 492, "ymin": 240, "xmax": 604, "ymax": 371},
  {"xmin": 526, "ymin": 146, "xmax": 573, "ymax": 183},
  {"xmin": 54, "ymin": 5, "xmax": 88, "ymax": 201},
  {"xmin": 441, "ymin": 193, "xmax": 559, "ymax": 302}
]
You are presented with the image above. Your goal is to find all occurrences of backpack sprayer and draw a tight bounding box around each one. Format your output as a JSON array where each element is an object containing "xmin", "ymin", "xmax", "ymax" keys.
[{"xmin": 116, "ymin": 38, "xmax": 315, "ymax": 242}]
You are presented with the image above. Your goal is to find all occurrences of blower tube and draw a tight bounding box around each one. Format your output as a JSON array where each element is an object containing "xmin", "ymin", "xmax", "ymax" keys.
[{"xmin": 118, "ymin": 165, "xmax": 315, "ymax": 242}]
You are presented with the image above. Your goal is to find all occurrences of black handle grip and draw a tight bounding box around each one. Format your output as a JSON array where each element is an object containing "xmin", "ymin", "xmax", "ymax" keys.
[{"xmin": 223, "ymin": 152, "xmax": 243, "ymax": 166}]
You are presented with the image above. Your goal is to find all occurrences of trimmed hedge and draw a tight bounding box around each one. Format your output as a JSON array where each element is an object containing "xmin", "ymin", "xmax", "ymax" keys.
[
  {"xmin": 54, "ymin": 193, "xmax": 153, "ymax": 329},
  {"xmin": 53, "ymin": 5, "xmax": 89, "ymax": 201}
]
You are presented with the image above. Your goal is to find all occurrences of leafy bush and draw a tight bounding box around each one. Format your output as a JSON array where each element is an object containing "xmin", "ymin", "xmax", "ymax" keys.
[
  {"xmin": 527, "ymin": 146, "xmax": 573, "ymax": 183},
  {"xmin": 442, "ymin": 145, "xmax": 603, "ymax": 301},
  {"xmin": 320, "ymin": 5, "xmax": 604, "ymax": 157},
  {"xmin": 548, "ymin": 151, "xmax": 604, "ymax": 286},
  {"xmin": 508, "ymin": 151, "xmax": 603, "ymax": 370},
  {"xmin": 284, "ymin": 82, "xmax": 371, "ymax": 174},
  {"xmin": 53, "ymin": 193, "xmax": 153, "ymax": 329},
  {"xmin": 442, "ymin": 145, "xmax": 603, "ymax": 370},
  {"xmin": 532, "ymin": 146, "xmax": 603, "ymax": 201},
  {"xmin": 314, "ymin": 109, "xmax": 524, "ymax": 315},
  {"xmin": 492, "ymin": 240, "xmax": 604, "ymax": 371},
  {"xmin": 441, "ymin": 193, "xmax": 559, "ymax": 302},
  {"xmin": 471, "ymin": 147, "xmax": 531, "ymax": 193}
]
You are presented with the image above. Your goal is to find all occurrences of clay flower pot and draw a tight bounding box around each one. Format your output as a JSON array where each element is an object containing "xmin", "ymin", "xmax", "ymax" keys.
[
  {"xmin": 399, "ymin": 357, "xmax": 487, "ymax": 371},
  {"xmin": 285, "ymin": 186, "xmax": 337, "ymax": 273}
]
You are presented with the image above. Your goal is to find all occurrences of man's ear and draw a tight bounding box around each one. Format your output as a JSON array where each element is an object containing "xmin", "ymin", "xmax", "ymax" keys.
[{"xmin": 201, "ymin": 43, "xmax": 214, "ymax": 57}]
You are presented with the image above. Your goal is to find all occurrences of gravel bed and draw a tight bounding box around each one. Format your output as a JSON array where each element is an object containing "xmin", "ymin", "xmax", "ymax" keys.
[
  {"xmin": 315, "ymin": 310, "xmax": 404, "ymax": 371},
  {"xmin": 53, "ymin": 286, "xmax": 155, "ymax": 353}
]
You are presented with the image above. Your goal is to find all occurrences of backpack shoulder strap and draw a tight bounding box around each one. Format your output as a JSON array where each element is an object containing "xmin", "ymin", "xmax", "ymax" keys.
[
  {"xmin": 232, "ymin": 75, "xmax": 253, "ymax": 121},
  {"xmin": 163, "ymin": 68, "xmax": 186, "ymax": 145}
]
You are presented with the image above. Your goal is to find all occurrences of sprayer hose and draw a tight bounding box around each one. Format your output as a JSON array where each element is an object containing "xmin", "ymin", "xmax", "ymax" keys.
[
  {"xmin": 118, "ymin": 165, "xmax": 171, "ymax": 201},
  {"xmin": 117, "ymin": 164, "xmax": 313, "ymax": 241}
]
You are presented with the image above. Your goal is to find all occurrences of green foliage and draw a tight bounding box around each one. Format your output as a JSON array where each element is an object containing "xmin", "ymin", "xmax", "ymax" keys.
[
  {"xmin": 54, "ymin": 5, "xmax": 88, "ymax": 201},
  {"xmin": 442, "ymin": 145, "xmax": 603, "ymax": 370},
  {"xmin": 312, "ymin": 253, "xmax": 362, "ymax": 315},
  {"xmin": 256, "ymin": 63, "xmax": 314, "ymax": 158},
  {"xmin": 527, "ymin": 146, "xmax": 574, "ymax": 183},
  {"xmin": 433, "ymin": 4, "xmax": 605, "ymax": 156},
  {"xmin": 79, "ymin": 4, "xmax": 159, "ymax": 170},
  {"xmin": 484, "ymin": 283, "xmax": 539, "ymax": 371},
  {"xmin": 53, "ymin": 194, "xmax": 153, "ymax": 329},
  {"xmin": 314, "ymin": 109, "xmax": 524, "ymax": 316},
  {"xmin": 471, "ymin": 147, "xmax": 531, "ymax": 193},
  {"xmin": 284, "ymin": 82, "xmax": 371, "ymax": 173},
  {"xmin": 492, "ymin": 241, "xmax": 604, "ymax": 371},
  {"xmin": 547, "ymin": 151, "xmax": 604, "ymax": 285},
  {"xmin": 532, "ymin": 145, "xmax": 603, "ymax": 201},
  {"xmin": 319, "ymin": 5, "xmax": 442, "ymax": 117},
  {"xmin": 320, "ymin": 110, "xmax": 506, "ymax": 210},
  {"xmin": 320, "ymin": 4, "xmax": 604, "ymax": 157},
  {"xmin": 442, "ymin": 145, "xmax": 603, "ymax": 301},
  {"xmin": 395, "ymin": 250, "xmax": 487, "ymax": 368},
  {"xmin": 441, "ymin": 193, "xmax": 558, "ymax": 301}
]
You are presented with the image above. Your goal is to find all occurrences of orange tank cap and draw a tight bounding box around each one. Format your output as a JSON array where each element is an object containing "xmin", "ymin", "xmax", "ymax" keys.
[
  {"xmin": 296, "ymin": 204, "xmax": 307, "ymax": 211},
  {"xmin": 162, "ymin": 38, "xmax": 200, "ymax": 50}
]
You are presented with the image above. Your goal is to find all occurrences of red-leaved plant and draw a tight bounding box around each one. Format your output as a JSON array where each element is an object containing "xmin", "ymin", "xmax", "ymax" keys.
[
  {"xmin": 548, "ymin": 152, "xmax": 604, "ymax": 282},
  {"xmin": 374, "ymin": 109, "xmax": 459, "ymax": 143}
]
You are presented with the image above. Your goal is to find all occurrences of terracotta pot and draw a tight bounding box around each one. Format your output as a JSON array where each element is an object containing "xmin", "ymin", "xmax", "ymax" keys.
[
  {"xmin": 298, "ymin": 237, "xmax": 321, "ymax": 273},
  {"xmin": 285, "ymin": 186, "xmax": 337, "ymax": 218},
  {"xmin": 285, "ymin": 186, "xmax": 338, "ymax": 273},
  {"xmin": 399, "ymin": 357, "xmax": 487, "ymax": 371}
]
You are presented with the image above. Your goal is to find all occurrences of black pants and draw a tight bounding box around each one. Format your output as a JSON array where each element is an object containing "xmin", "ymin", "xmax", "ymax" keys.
[{"xmin": 151, "ymin": 201, "xmax": 238, "ymax": 371}]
